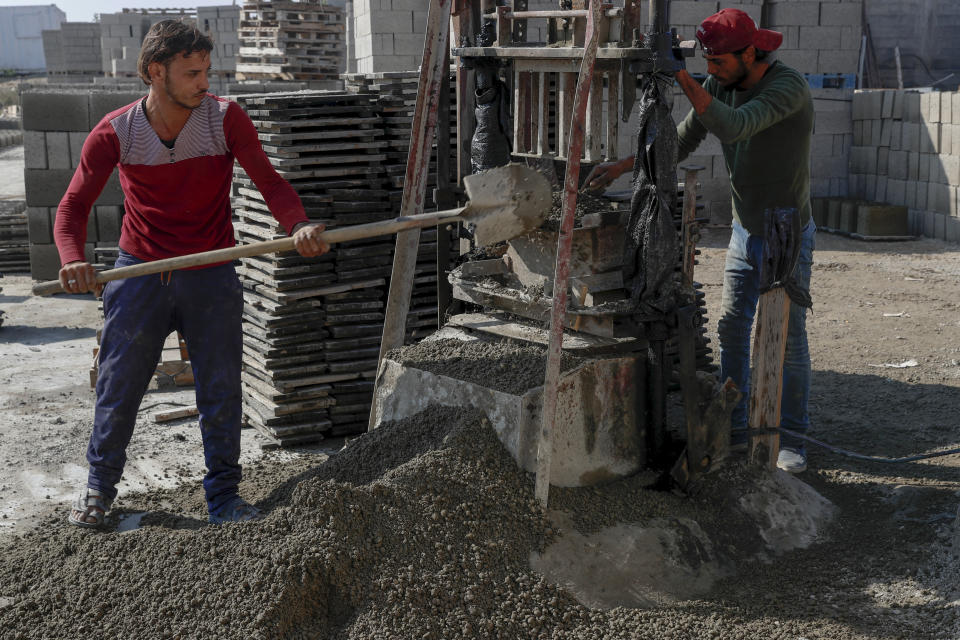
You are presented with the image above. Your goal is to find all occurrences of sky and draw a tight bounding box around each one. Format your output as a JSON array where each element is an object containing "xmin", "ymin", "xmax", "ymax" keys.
[{"xmin": 0, "ymin": 1, "xmax": 239, "ymax": 23}]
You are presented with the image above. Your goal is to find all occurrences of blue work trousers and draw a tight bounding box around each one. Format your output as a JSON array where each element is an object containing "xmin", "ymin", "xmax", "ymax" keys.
[
  {"xmin": 88, "ymin": 250, "xmax": 244, "ymax": 513},
  {"xmin": 718, "ymin": 219, "xmax": 816, "ymax": 451}
]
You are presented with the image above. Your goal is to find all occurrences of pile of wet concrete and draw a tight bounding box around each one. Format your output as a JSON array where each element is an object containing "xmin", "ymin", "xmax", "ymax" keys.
[{"xmin": 0, "ymin": 404, "xmax": 837, "ymax": 639}]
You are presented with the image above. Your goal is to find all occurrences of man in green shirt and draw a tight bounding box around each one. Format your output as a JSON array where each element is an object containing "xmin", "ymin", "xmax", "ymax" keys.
[{"xmin": 586, "ymin": 8, "xmax": 816, "ymax": 473}]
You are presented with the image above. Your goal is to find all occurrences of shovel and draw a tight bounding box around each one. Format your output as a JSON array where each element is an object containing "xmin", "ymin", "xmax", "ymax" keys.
[{"xmin": 32, "ymin": 164, "xmax": 551, "ymax": 297}]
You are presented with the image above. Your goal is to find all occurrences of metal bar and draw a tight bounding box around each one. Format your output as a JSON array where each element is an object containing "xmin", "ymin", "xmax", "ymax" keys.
[
  {"xmin": 534, "ymin": 0, "xmax": 602, "ymax": 508},
  {"xmin": 503, "ymin": 8, "xmax": 622, "ymax": 19},
  {"xmin": 370, "ymin": 0, "xmax": 453, "ymax": 431},
  {"xmin": 586, "ymin": 71, "xmax": 603, "ymax": 162},
  {"xmin": 557, "ymin": 71, "xmax": 575, "ymax": 159},
  {"xmin": 529, "ymin": 72, "xmax": 540, "ymax": 153}
]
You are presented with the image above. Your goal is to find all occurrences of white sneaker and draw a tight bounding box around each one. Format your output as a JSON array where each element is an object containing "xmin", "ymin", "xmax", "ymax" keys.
[{"xmin": 777, "ymin": 447, "xmax": 807, "ymax": 473}]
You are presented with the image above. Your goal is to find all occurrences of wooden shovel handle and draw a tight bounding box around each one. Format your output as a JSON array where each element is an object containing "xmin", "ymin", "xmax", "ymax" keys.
[{"xmin": 32, "ymin": 208, "xmax": 467, "ymax": 297}]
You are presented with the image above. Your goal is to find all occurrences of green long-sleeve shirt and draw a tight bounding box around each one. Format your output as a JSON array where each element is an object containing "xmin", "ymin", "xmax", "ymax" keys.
[{"xmin": 677, "ymin": 61, "xmax": 814, "ymax": 235}]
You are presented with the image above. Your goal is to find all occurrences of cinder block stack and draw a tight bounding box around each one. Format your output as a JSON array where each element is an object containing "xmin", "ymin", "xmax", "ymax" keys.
[
  {"xmin": 21, "ymin": 90, "xmax": 144, "ymax": 280},
  {"xmin": 848, "ymin": 89, "xmax": 960, "ymax": 242},
  {"xmin": 42, "ymin": 23, "xmax": 104, "ymax": 82},
  {"xmin": 100, "ymin": 9, "xmax": 194, "ymax": 79},
  {"xmin": 198, "ymin": 5, "xmax": 241, "ymax": 91},
  {"xmin": 237, "ymin": 1, "xmax": 346, "ymax": 84},
  {"xmin": 765, "ymin": 0, "xmax": 862, "ymax": 77}
]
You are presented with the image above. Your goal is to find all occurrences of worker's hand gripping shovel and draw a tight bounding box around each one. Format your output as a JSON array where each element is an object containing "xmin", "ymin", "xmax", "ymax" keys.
[{"xmin": 32, "ymin": 164, "xmax": 552, "ymax": 297}]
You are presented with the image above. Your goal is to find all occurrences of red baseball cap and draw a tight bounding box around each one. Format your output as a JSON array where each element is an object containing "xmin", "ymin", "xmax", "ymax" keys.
[{"xmin": 696, "ymin": 8, "xmax": 783, "ymax": 55}]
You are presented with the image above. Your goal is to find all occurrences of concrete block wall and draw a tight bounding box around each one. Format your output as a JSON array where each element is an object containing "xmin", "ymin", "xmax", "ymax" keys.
[
  {"xmin": 42, "ymin": 22, "xmax": 104, "ymax": 80},
  {"xmin": 21, "ymin": 89, "xmax": 144, "ymax": 279},
  {"xmin": 848, "ymin": 89, "xmax": 960, "ymax": 242},
  {"xmin": 100, "ymin": 10, "xmax": 195, "ymax": 79},
  {"xmin": 866, "ymin": 0, "xmax": 960, "ymax": 90},
  {"xmin": 765, "ymin": 0, "xmax": 862, "ymax": 76}
]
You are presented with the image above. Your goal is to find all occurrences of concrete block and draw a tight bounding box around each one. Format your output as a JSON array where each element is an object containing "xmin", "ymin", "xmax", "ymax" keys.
[
  {"xmin": 879, "ymin": 119, "xmax": 892, "ymax": 147},
  {"xmin": 954, "ymin": 124, "xmax": 960, "ymax": 155},
  {"xmin": 811, "ymin": 133, "xmax": 835, "ymax": 157},
  {"xmin": 915, "ymin": 181, "xmax": 928, "ymax": 209},
  {"xmin": 943, "ymin": 155, "xmax": 960, "ymax": 185},
  {"xmin": 810, "ymin": 178, "xmax": 831, "ymax": 198},
  {"xmin": 887, "ymin": 150, "xmax": 908, "ymax": 180},
  {"xmin": 775, "ymin": 49, "xmax": 819, "ymax": 75},
  {"xmin": 923, "ymin": 122, "xmax": 941, "ymax": 153},
  {"xmin": 767, "ymin": 1, "xmax": 820, "ymax": 26},
  {"xmin": 904, "ymin": 180, "xmax": 917, "ymax": 209},
  {"xmin": 875, "ymin": 176, "xmax": 887, "ymax": 202},
  {"xmin": 30, "ymin": 244, "xmax": 63, "ymax": 281},
  {"xmin": 924, "ymin": 91, "xmax": 942, "ymax": 123},
  {"xmin": 45, "ymin": 132, "xmax": 71, "ymax": 170},
  {"xmin": 922, "ymin": 210, "xmax": 935, "ymax": 238},
  {"xmin": 942, "ymin": 92, "xmax": 954, "ymax": 124},
  {"xmin": 670, "ymin": 1, "xmax": 721, "ymax": 25},
  {"xmin": 870, "ymin": 119, "xmax": 882, "ymax": 147},
  {"xmin": 817, "ymin": 49, "xmax": 860, "ymax": 75},
  {"xmin": 892, "ymin": 90, "xmax": 904, "ymax": 120},
  {"xmin": 903, "ymin": 92, "xmax": 922, "ymax": 123},
  {"xmin": 839, "ymin": 199, "xmax": 859, "ymax": 233},
  {"xmin": 953, "ymin": 93, "xmax": 960, "ymax": 125},
  {"xmin": 852, "ymin": 120, "xmax": 864, "ymax": 145},
  {"xmin": 867, "ymin": 91, "xmax": 884, "ymax": 120},
  {"xmin": 839, "ymin": 25, "xmax": 860, "ymax": 52},
  {"xmin": 881, "ymin": 90, "xmax": 895, "ymax": 119},
  {"xmin": 798, "ymin": 25, "xmax": 842, "ymax": 51},
  {"xmin": 929, "ymin": 155, "xmax": 946, "ymax": 184},
  {"xmin": 819, "ymin": 2, "xmax": 862, "ymax": 28},
  {"xmin": 852, "ymin": 91, "xmax": 868, "ymax": 121},
  {"xmin": 23, "ymin": 131, "xmax": 47, "ymax": 170},
  {"xmin": 391, "ymin": 33, "xmax": 424, "ymax": 56},
  {"xmin": 26, "ymin": 207, "xmax": 52, "ymax": 244},
  {"xmin": 946, "ymin": 216, "xmax": 960, "ymax": 244},
  {"xmin": 816, "ymin": 154, "xmax": 849, "ymax": 180},
  {"xmin": 21, "ymin": 92, "xmax": 91, "ymax": 132},
  {"xmin": 929, "ymin": 182, "xmax": 950, "ymax": 213},
  {"xmin": 952, "ymin": 187, "xmax": 960, "ymax": 217},
  {"xmin": 943, "ymin": 126, "xmax": 954, "ymax": 156},
  {"xmin": 69, "ymin": 132, "xmax": 88, "ymax": 169},
  {"xmin": 864, "ymin": 174, "xmax": 877, "ymax": 201},
  {"xmin": 95, "ymin": 205, "xmax": 123, "ymax": 242},
  {"xmin": 877, "ymin": 147, "xmax": 889, "ymax": 176},
  {"xmin": 907, "ymin": 209, "xmax": 920, "ymax": 236},
  {"xmin": 889, "ymin": 121, "xmax": 902, "ymax": 151},
  {"xmin": 857, "ymin": 204, "xmax": 908, "ymax": 236},
  {"xmin": 902, "ymin": 122, "xmax": 920, "ymax": 152},
  {"xmin": 908, "ymin": 151, "xmax": 921, "ymax": 181},
  {"xmin": 886, "ymin": 179, "xmax": 906, "ymax": 206},
  {"xmin": 831, "ymin": 178, "xmax": 848, "ymax": 198},
  {"xmin": 89, "ymin": 92, "xmax": 145, "ymax": 129},
  {"xmin": 935, "ymin": 212, "xmax": 947, "ymax": 239},
  {"xmin": 25, "ymin": 169, "xmax": 73, "ymax": 207},
  {"xmin": 370, "ymin": 10, "xmax": 415, "ymax": 34}
]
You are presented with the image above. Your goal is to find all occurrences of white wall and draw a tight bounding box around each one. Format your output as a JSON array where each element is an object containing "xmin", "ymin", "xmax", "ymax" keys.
[{"xmin": 0, "ymin": 5, "xmax": 67, "ymax": 71}]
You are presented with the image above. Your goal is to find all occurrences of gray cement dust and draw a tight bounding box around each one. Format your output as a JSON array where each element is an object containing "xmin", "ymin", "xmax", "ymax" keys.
[
  {"xmin": 387, "ymin": 338, "xmax": 584, "ymax": 396},
  {"xmin": 543, "ymin": 190, "xmax": 617, "ymax": 230},
  {"xmin": 0, "ymin": 404, "xmax": 957, "ymax": 639}
]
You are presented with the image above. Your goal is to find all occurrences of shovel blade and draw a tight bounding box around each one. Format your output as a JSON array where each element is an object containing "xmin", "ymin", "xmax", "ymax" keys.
[{"xmin": 462, "ymin": 164, "xmax": 552, "ymax": 246}]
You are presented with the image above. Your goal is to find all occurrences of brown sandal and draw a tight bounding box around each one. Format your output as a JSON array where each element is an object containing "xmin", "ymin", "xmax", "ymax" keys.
[{"xmin": 67, "ymin": 488, "xmax": 112, "ymax": 528}]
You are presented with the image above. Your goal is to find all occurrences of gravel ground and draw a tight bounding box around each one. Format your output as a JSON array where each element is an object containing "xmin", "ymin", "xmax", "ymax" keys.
[{"xmin": 0, "ymin": 226, "xmax": 958, "ymax": 638}]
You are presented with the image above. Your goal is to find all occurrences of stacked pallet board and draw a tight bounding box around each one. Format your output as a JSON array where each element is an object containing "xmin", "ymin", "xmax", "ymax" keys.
[
  {"xmin": 237, "ymin": 0, "xmax": 346, "ymax": 84},
  {"xmin": 343, "ymin": 70, "xmax": 459, "ymax": 336},
  {"xmin": 234, "ymin": 90, "xmax": 396, "ymax": 447},
  {"xmin": 0, "ymin": 201, "xmax": 29, "ymax": 273}
]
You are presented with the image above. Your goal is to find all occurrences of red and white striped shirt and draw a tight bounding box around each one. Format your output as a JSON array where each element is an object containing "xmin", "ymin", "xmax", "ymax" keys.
[{"xmin": 54, "ymin": 94, "xmax": 307, "ymax": 265}]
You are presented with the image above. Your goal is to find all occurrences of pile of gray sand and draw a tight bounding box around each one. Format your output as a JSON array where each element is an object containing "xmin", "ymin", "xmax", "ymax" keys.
[{"xmin": 0, "ymin": 404, "xmax": 952, "ymax": 639}]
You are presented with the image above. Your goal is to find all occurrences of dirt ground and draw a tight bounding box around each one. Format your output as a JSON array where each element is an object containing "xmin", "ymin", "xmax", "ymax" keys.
[{"xmin": 1, "ymin": 200, "xmax": 959, "ymax": 636}]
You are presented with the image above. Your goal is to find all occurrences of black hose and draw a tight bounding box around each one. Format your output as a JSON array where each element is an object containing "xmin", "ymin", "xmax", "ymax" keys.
[{"xmin": 749, "ymin": 426, "xmax": 960, "ymax": 464}]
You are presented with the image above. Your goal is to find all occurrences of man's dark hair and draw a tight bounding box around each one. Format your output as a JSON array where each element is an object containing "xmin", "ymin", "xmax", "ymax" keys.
[{"xmin": 137, "ymin": 19, "xmax": 213, "ymax": 86}]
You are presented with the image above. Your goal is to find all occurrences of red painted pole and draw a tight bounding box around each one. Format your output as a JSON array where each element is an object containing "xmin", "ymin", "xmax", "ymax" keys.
[{"xmin": 534, "ymin": 0, "xmax": 602, "ymax": 507}]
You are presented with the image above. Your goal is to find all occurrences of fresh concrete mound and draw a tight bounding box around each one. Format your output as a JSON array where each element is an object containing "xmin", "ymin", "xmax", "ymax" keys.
[{"xmin": 0, "ymin": 405, "xmax": 836, "ymax": 639}]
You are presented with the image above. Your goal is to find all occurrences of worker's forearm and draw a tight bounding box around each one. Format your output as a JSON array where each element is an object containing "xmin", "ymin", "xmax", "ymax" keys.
[{"xmin": 676, "ymin": 70, "xmax": 712, "ymax": 115}]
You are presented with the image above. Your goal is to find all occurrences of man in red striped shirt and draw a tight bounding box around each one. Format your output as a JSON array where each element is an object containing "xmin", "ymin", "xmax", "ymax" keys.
[{"xmin": 56, "ymin": 20, "xmax": 329, "ymax": 527}]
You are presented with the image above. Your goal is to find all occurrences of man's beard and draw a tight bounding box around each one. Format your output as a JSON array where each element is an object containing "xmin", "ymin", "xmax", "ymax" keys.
[
  {"xmin": 721, "ymin": 58, "xmax": 749, "ymax": 90},
  {"xmin": 164, "ymin": 76, "xmax": 205, "ymax": 110}
]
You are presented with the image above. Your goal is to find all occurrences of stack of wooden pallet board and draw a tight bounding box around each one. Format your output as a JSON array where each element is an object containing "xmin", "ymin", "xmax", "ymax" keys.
[
  {"xmin": 237, "ymin": 0, "xmax": 345, "ymax": 83},
  {"xmin": 0, "ymin": 200, "xmax": 29, "ymax": 273},
  {"xmin": 233, "ymin": 90, "xmax": 401, "ymax": 447},
  {"xmin": 343, "ymin": 71, "xmax": 460, "ymax": 338}
]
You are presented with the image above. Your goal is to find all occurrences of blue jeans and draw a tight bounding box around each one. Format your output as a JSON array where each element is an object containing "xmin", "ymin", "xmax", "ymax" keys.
[
  {"xmin": 88, "ymin": 250, "xmax": 244, "ymax": 513},
  {"xmin": 718, "ymin": 219, "xmax": 815, "ymax": 451}
]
